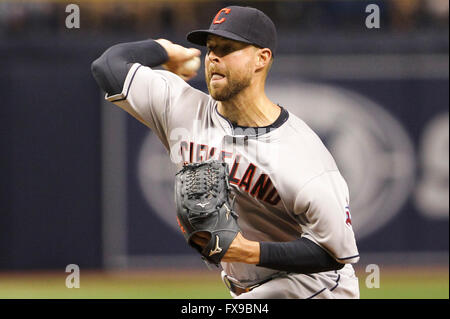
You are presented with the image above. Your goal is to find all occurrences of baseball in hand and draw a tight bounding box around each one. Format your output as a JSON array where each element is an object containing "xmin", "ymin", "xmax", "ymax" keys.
[{"xmin": 179, "ymin": 56, "xmax": 201, "ymax": 74}]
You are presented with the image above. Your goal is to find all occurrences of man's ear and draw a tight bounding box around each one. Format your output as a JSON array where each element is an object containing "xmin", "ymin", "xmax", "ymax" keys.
[{"xmin": 255, "ymin": 48, "xmax": 272, "ymax": 72}]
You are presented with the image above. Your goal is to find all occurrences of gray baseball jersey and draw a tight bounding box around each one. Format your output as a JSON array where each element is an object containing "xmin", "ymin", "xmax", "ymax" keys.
[{"xmin": 106, "ymin": 63, "xmax": 360, "ymax": 299}]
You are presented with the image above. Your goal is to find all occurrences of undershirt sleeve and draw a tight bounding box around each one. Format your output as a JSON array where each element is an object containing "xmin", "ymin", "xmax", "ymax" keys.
[
  {"xmin": 91, "ymin": 39, "xmax": 169, "ymax": 95},
  {"xmin": 257, "ymin": 237, "xmax": 344, "ymax": 274}
]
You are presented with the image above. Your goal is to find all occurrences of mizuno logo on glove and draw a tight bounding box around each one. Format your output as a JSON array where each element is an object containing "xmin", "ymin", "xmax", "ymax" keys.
[{"xmin": 209, "ymin": 235, "xmax": 223, "ymax": 256}]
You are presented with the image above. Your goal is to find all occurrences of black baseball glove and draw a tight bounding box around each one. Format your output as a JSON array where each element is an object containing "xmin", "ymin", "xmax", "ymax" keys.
[{"xmin": 175, "ymin": 160, "xmax": 240, "ymax": 266}]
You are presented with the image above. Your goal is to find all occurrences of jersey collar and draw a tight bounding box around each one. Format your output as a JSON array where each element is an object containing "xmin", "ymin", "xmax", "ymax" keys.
[{"xmin": 214, "ymin": 103, "xmax": 289, "ymax": 137}]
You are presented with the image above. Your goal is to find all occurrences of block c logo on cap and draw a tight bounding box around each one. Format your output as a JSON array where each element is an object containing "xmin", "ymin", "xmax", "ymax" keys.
[{"xmin": 213, "ymin": 8, "xmax": 231, "ymax": 24}]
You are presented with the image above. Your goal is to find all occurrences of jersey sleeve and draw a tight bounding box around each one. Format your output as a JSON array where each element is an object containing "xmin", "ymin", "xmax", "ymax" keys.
[
  {"xmin": 293, "ymin": 171, "xmax": 360, "ymax": 264},
  {"xmin": 104, "ymin": 63, "xmax": 193, "ymax": 150}
]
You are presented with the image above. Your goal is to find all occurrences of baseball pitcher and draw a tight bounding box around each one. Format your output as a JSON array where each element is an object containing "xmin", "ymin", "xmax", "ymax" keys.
[{"xmin": 91, "ymin": 5, "xmax": 360, "ymax": 299}]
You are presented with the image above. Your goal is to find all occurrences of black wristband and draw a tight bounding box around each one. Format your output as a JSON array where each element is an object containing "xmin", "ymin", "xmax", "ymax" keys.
[
  {"xmin": 258, "ymin": 237, "xmax": 344, "ymax": 274},
  {"xmin": 91, "ymin": 39, "xmax": 169, "ymax": 95}
]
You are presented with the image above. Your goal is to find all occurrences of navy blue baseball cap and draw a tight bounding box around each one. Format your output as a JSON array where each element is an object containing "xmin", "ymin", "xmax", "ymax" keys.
[{"xmin": 187, "ymin": 6, "xmax": 277, "ymax": 56}]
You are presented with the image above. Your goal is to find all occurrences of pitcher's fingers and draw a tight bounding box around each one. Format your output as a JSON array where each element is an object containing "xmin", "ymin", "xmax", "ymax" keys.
[
  {"xmin": 191, "ymin": 234, "xmax": 209, "ymax": 247},
  {"xmin": 180, "ymin": 47, "xmax": 201, "ymax": 61},
  {"xmin": 189, "ymin": 48, "xmax": 201, "ymax": 57},
  {"xmin": 180, "ymin": 71, "xmax": 198, "ymax": 81},
  {"xmin": 196, "ymin": 231, "xmax": 210, "ymax": 239}
]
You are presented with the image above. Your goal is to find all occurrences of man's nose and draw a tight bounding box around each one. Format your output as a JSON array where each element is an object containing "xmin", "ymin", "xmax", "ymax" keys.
[{"xmin": 207, "ymin": 50, "xmax": 220, "ymax": 63}]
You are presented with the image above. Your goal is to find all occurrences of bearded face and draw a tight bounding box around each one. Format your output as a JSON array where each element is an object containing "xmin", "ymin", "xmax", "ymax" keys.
[
  {"xmin": 206, "ymin": 60, "xmax": 253, "ymax": 101},
  {"xmin": 205, "ymin": 36, "xmax": 255, "ymax": 101}
]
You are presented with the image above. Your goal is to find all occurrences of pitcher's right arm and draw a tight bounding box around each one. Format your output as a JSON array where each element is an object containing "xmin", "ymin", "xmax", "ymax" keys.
[{"xmin": 90, "ymin": 39, "xmax": 201, "ymax": 146}]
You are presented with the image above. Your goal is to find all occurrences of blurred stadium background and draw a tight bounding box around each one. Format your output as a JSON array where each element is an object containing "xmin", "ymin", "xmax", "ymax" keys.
[{"xmin": 0, "ymin": 0, "xmax": 448, "ymax": 299}]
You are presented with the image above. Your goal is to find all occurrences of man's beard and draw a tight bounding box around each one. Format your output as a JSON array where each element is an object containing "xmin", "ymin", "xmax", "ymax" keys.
[{"xmin": 206, "ymin": 69, "xmax": 252, "ymax": 101}]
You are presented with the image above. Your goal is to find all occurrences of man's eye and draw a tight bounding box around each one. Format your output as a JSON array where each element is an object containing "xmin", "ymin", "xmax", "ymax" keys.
[
  {"xmin": 206, "ymin": 44, "xmax": 235, "ymax": 56},
  {"xmin": 222, "ymin": 46, "xmax": 231, "ymax": 53}
]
